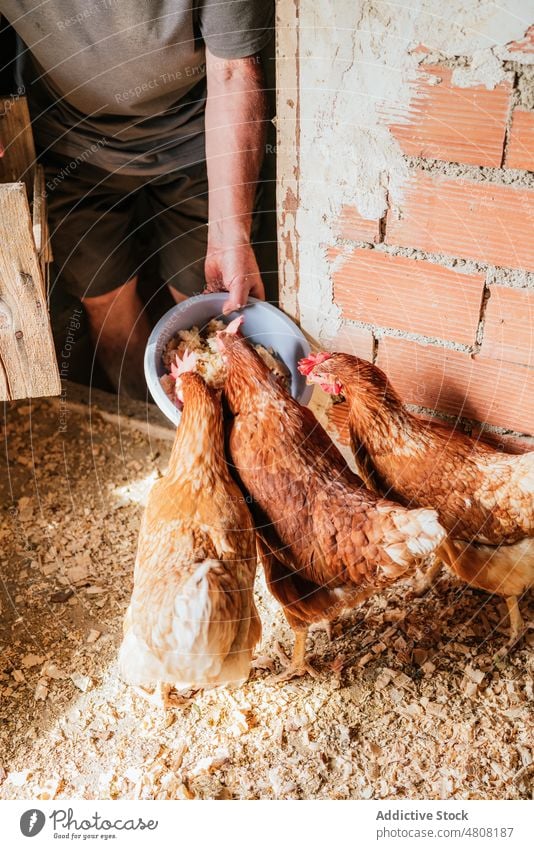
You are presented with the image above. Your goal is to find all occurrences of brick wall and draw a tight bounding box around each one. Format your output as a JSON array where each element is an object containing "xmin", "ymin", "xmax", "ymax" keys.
[{"xmin": 318, "ymin": 32, "xmax": 534, "ymax": 450}]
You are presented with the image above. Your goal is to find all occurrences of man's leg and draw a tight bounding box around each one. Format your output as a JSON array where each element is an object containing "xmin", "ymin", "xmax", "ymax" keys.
[
  {"xmin": 146, "ymin": 162, "xmax": 208, "ymax": 304},
  {"xmin": 44, "ymin": 154, "xmax": 147, "ymax": 397},
  {"xmin": 83, "ymin": 276, "xmax": 150, "ymax": 399}
]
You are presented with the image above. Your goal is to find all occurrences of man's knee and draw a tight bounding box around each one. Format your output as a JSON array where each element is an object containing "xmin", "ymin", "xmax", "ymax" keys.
[{"xmin": 82, "ymin": 276, "xmax": 138, "ymax": 315}]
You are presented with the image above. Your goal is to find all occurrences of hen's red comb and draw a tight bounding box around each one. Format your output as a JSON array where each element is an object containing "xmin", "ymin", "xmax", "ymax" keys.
[
  {"xmin": 171, "ymin": 348, "xmax": 197, "ymax": 380},
  {"xmin": 298, "ymin": 351, "xmax": 332, "ymax": 376}
]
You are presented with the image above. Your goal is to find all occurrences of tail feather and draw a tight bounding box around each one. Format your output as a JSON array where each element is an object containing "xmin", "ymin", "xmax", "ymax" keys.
[
  {"xmin": 119, "ymin": 559, "xmax": 260, "ymax": 689},
  {"xmin": 382, "ymin": 507, "xmax": 446, "ymax": 568},
  {"xmin": 516, "ymin": 452, "xmax": 534, "ymax": 496}
]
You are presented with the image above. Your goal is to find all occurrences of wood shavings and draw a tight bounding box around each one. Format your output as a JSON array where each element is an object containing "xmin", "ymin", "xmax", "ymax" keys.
[
  {"xmin": 189, "ymin": 751, "xmax": 229, "ymax": 776},
  {"xmin": 7, "ymin": 769, "xmax": 30, "ymax": 786},
  {"xmin": 374, "ymin": 669, "xmax": 394, "ymax": 690},
  {"xmin": 464, "ymin": 666, "xmax": 486, "ymax": 685},
  {"xmin": 392, "ymin": 670, "xmax": 414, "ymax": 690},
  {"xmin": 21, "ymin": 653, "xmax": 45, "ymax": 668},
  {"xmin": 35, "ymin": 777, "xmax": 61, "ymax": 800},
  {"xmin": 66, "ymin": 564, "xmax": 91, "ymax": 585},
  {"xmin": 251, "ymin": 654, "xmax": 276, "ymax": 672},
  {"xmin": 34, "ymin": 679, "xmax": 48, "ymax": 701},
  {"xmin": 86, "ymin": 629, "xmax": 101, "ymax": 644},
  {"xmin": 70, "ymin": 673, "xmax": 92, "ymax": 692},
  {"xmin": 124, "ymin": 766, "xmax": 142, "ymax": 782},
  {"xmin": 412, "ymin": 648, "xmax": 428, "ymax": 665},
  {"xmin": 17, "ymin": 496, "xmax": 34, "ymax": 522},
  {"xmin": 1, "ymin": 396, "xmax": 532, "ymax": 803},
  {"xmin": 49, "ymin": 588, "xmax": 73, "ymax": 603},
  {"xmin": 41, "ymin": 663, "xmax": 66, "ymax": 680},
  {"xmin": 389, "ymin": 687, "xmax": 404, "ymax": 703},
  {"xmin": 227, "ymin": 711, "xmax": 249, "ymax": 737},
  {"xmin": 503, "ymin": 707, "xmax": 526, "ymax": 719}
]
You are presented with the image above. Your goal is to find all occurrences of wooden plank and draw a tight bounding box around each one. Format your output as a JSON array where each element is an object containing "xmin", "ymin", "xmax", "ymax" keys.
[
  {"xmin": 32, "ymin": 165, "xmax": 45, "ymax": 257},
  {"xmin": 0, "ymin": 183, "xmax": 60, "ymax": 400},
  {"xmin": 32, "ymin": 164, "xmax": 50, "ymax": 293},
  {"xmin": 0, "ymin": 97, "xmax": 36, "ymax": 197}
]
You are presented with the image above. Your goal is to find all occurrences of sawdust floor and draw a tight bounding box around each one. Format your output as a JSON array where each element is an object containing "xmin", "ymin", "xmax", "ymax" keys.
[{"xmin": 0, "ymin": 396, "xmax": 533, "ymax": 801}]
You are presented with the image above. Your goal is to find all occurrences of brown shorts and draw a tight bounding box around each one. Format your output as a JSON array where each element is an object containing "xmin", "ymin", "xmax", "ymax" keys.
[{"xmin": 44, "ymin": 154, "xmax": 208, "ymax": 299}]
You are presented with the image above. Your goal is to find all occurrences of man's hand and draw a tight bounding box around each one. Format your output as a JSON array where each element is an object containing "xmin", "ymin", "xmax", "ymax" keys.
[
  {"xmin": 204, "ymin": 49, "xmax": 268, "ymax": 314},
  {"xmin": 205, "ymin": 241, "xmax": 265, "ymax": 313}
]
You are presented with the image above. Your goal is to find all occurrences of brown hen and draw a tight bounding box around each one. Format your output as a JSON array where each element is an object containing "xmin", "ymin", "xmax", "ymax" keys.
[
  {"xmin": 217, "ymin": 320, "xmax": 446, "ymax": 679},
  {"xmin": 119, "ymin": 353, "xmax": 260, "ymax": 703},
  {"xmin": 302, "ymin": 352, "xmax": 534, "ymax": 648}
]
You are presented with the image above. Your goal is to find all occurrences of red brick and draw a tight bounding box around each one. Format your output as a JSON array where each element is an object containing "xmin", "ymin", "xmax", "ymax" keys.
[
  {"xmin": 376, "ymin": 336, "xmax": 534, "ymax": 434},
  {"xmin": 328, "ymin": 323, "xmax": 374, "ymax": 361},
  {"xmin": 327, "ymin": 393, "xmax": 534, "ymax": 452},
  {"xmin": 505, "ymin": 109, "xmax": 534, "ymax": 170},
  {"xmin": 334, "ymin": 206, "xmax": 381, "ymax": 243},
  {"xmin": 480, "ymin": 285, "xmax": 534, "ymax": 366},
  {"xmin": 385, "ymin": 171, "xmax": 534, "ymax": 272},
  {"xmin": 388, "ymin": 66, "xmax": 510, "ymax": 167},
  {"xmin": 507, "ymin": 25, "xmax": 534, "ymax": 54},
  {"xmin": 471, "ymin": 427, "xmax": 534, "ymax": 455},
  {"xmin": 332, "ymin": 249, "xmax": 484, "ymax": 345},
  {"xmin": 410, "ymin": 44, "xmax": 431, "ymax": 56}
]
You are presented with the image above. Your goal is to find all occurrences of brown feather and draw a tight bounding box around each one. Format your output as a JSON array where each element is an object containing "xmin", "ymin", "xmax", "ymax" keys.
[
  {"xmin": 308, "ymin": 353, "xmax": 534, "ymax": 621},
  {"xmin": 219, "ymin": 335, "xmax": 446, "ymax": 637},
  {"xmin": 119, "ymin": 373, "xmax": 260, "ymax": 688}
]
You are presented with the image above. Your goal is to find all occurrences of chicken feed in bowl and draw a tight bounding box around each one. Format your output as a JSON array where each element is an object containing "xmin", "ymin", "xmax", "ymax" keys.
[{"xmin": 159, "ymin": 318, "xmax": 291, "ymax": 406}]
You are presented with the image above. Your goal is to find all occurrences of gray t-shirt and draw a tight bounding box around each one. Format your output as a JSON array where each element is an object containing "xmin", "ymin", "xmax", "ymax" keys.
[{"xmin": 1, "ymin": 1, "xmax": 273, "ymax": 173}]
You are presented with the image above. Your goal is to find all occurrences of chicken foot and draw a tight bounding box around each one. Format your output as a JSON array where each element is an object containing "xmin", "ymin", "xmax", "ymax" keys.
[
  {"xmin": 272, "ymin": 587, "xmax": 380, "ymax": 681},
  {"xmin": 410, "ymin": 556, "xmax": 443, "ymax": 598},
  {"xmin": 494, "ymin": 595, "xmax": 533, "ymax": 660},
  {"xmin": 133, "ymin": 683, "xmax": 195, "ymax": 710},
  {"xmin": 308, "ymin": 619, "xmax": 333, "ymax": 641},
  {"xmin": 273, "ymin": 629, "xmax": 321, "ymax": 682}
]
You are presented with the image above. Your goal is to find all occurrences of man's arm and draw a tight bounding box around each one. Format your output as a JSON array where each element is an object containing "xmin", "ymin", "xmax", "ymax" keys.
[{"xmin": 204, "ymin": 49, "xmax": 267, "ymax": 313}]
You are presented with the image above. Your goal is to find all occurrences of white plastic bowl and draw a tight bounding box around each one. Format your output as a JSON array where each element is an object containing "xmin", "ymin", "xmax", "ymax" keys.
[{"xmin": 145, "ymin": 293, "xmax": 313, "ymax": 425}]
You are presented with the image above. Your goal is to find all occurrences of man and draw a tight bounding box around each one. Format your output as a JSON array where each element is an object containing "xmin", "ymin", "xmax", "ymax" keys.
[{"xmin": 0, "ymin": 1, "xmax": 273, "ymax": 396}]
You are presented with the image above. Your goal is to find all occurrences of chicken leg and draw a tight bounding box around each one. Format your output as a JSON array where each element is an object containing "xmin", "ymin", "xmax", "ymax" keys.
[
  {"xmin": 493, "ymin": 595, "xmax": 533, "ymax": 661},
  {"xmin": 410, "ymin": 556, "xmax": 443, "ymax": 597},
  {"xmin": 507, "ymin": 595, "xmax": 525, "ymax": 644},
  {"xmin": 274, "ymin": 629, "xmax": 320, "ymax": 681}
]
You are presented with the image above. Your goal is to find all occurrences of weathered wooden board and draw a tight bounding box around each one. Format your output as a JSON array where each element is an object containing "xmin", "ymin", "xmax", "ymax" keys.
[
  {"xmin": 32, "ymin": 164, "xmax": 51, "ymax": 291},
  {"xmin": 0, "ymin": 97, "xmax": 36, "ymax": 197},
  {"xmin": 0, "ymin": 183, "xmax": 60, "ymax": 400}
]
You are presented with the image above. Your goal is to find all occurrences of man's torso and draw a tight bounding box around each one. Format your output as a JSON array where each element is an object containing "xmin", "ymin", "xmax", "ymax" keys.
[{"xmin": 2, "ymin": 1, "xmax": 206, "ymax": 172}]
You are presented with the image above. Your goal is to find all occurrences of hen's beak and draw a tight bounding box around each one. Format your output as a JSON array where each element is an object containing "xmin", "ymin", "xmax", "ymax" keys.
[
  {"xmin": 216, "ymin": 314, "xmax": 244, "ymax": 354},
  {"xmin": 318, "ymin": 379, "xmax": 344, "ymax": 396},
  {"xmin": 225, "ymin": 315, "xmax": 245, "ymax": 336},
  {"xmin": 304, "ymin": 366, "xmax": 344, "ymax": 396},
  {"xmin": 298, "ymin": 353, "xmax": 341, "ymax": 393}
]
